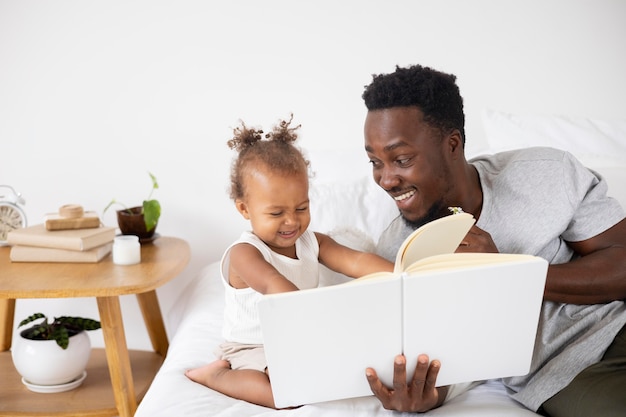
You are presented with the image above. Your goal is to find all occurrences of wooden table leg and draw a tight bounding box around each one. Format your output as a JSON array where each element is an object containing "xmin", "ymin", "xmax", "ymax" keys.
[
  {"xmin": 136, "ymin": 290, "xmax": 169, "ymax": 357},
  {"xmin": 0, "ymin": 299, "xmax": 15, "ymax": 352},
  {"xmin": 97, "ymin": 296, "xmax": 137, "ymax": 417}
]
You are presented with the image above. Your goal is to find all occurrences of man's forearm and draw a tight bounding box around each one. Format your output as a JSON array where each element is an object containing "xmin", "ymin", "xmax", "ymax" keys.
[{"xmin": 545, "ymin": 246, "xmax": 626, "ymax": 304}]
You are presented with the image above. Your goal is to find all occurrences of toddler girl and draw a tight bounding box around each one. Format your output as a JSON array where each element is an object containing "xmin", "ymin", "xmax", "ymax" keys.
[{"xmin": 185, "ymin": 115, "xmax": 393, "ymax": 408}]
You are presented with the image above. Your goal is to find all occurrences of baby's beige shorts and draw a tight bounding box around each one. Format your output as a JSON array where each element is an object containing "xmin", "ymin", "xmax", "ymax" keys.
[{"xmin": 214, "ymin": 342, "xmax": 267, "ymax": 372}]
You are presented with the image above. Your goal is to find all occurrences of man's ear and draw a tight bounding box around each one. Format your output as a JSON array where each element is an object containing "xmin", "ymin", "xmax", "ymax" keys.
[
  {"xmin": 235, "ymin": 199, "xmax": 250, "ymax": 220},
  {"xmin": 447, "ymin": 129, "xmax": 464, "ymax": 159}
]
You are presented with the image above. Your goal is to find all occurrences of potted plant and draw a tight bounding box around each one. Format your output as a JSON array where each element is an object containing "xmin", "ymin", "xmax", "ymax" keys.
[
  {"xmin": 12, "ymin": 313, "xmax": 101, "ymax": 389},
  {"xmin": 104, "ymin": 172, "xmax": 161, "ymax": 241}
]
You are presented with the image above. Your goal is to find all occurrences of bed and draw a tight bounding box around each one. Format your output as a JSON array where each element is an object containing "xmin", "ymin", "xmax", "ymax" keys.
[{"xmin": 135, "ymin": 111, "xmax": 626, "ymax": 417}]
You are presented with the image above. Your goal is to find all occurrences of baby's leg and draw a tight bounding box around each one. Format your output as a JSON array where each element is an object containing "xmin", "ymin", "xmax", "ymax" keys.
[{"xmin": 186, "ymin": 360, "xmax": 276, "ymax": 408}]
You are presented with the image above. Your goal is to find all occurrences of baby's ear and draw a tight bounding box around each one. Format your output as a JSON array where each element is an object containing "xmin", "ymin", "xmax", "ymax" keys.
[{"xmin": 235, "ymin": 199, "xmax": 250, "ymax": 219}]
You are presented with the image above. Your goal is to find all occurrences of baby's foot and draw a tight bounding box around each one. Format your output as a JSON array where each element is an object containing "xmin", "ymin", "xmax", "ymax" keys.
[{"xmin": 185, "ymin": 359, "xmax": 231, "ymax": 385}]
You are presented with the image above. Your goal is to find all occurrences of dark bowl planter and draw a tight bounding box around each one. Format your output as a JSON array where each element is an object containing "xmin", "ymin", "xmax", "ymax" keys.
[{"xmin": 116, "ymin": 206, "xmax": 157, "ymax": 240}]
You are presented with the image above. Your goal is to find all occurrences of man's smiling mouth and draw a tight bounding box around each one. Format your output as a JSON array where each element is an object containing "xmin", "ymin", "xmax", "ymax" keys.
[{"xmin": 394, "ymin": 189, "xmax": 415, "ymax": 201}]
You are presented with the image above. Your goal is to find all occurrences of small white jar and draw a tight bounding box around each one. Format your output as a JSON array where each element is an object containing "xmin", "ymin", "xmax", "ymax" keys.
[{"xmin": 112, "ymin": 235, "xmax": 141, "ymax": 265}]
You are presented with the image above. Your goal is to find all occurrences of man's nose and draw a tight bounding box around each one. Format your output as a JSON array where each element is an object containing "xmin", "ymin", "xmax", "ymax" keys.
[{"xmin": 377, "ymin": 166, "xmax": 401, "ymax": 190}]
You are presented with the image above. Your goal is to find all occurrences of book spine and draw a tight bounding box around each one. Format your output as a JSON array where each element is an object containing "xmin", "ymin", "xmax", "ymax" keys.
[
  {"xmin": 7, "ymin": 228, "xmax": 116, "ymax": 251},
  {"xmin": 10, "ymin": 243, "xmax": 112, "ymax": 263},
  {"xmin": 7, "ymin": 233, "xmax": 83, "ymax": 251},
  {"xmin": 79, "ymin": 229, "xmax": 116, "ymax": 251}
]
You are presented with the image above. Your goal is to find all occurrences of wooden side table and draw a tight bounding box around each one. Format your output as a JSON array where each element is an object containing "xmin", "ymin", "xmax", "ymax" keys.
[{"xmin": 0, "ymin": 236, "xmax": 190, "ymax": 417}]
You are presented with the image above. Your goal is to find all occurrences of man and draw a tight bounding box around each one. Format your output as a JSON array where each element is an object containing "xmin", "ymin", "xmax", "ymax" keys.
[{"xmin": 361, "ymin": 64, "xmax": 626, "ymax": 416}]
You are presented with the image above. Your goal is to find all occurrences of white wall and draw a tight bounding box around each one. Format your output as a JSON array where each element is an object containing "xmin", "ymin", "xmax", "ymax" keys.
[{"xmin": 2, "ymin": 0, "xmax": 625, "ymax": 350}]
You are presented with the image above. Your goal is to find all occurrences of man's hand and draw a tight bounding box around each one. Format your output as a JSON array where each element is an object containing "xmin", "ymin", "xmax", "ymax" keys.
[
  {"xmin": 365, "ymin": 354, "xmax": 448, "ymax": 412},
  {"xmin": 457, "ymin": 225, "xmax": 498, "ymax": 253}
]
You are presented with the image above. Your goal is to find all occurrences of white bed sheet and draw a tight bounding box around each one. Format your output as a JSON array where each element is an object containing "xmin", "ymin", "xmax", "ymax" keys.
[
  {"xmin": 135, "ymin": 262, "xmax": 538, "ymax": 417},
  {"xmin": 136, "ymin": 116, "xmax": 626, "ymax": 416}
]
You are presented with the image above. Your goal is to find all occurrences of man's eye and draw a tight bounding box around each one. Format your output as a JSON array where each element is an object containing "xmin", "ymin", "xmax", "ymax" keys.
[
  {"xmin": 369, "ymin": 159, "xmax": 382, "ymax": 168},
  {"xmin": 270, "ymin": 212, "xmax": 282, "ymax": 217},
  {"xmin": 296, "ymin": 206, "xmax": 308, "ymax": 212},
  {"xmin": 396, "ymin": 157, "xmax": 412, "ymax": 167}
]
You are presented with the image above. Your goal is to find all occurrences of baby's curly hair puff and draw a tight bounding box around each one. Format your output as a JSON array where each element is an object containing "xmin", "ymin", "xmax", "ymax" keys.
[
  {"xmin": 266, "ymin": 113, "xmax": 301, "ymax": 144},
  {"xmin": 226, "ymin": 121, "xmax": 265, "ymax": 153},
  {"xmin": 228, "ymin": 114, "xmax": 309, "ymax": 201}
]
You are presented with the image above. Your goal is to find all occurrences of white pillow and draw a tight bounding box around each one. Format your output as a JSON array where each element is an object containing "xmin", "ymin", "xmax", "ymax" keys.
[
  {"xmin": 482, "ymin": 109, "xmax": 626, "ymax": 208},
  {"xmin": 481, "ymin": 109, "xmax": 626, "ymax": 158},
  {"xmin": 305, "ymin": 148, "xmax": 399, "ymax": 243},
  {"xmin": 308, "ymin": 176, "xmax": 397, "ymax": 244}
]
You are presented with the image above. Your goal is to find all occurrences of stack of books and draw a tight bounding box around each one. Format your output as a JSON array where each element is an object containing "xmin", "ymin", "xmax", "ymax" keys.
[{"xmin": 6, "ymin": 223, "xmax": 116, "ymax": 263}]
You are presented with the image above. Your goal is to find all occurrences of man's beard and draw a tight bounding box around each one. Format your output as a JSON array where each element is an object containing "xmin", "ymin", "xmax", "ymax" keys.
[{"xmin": 401, "ymin": 199, "xmax": 447, "ymax": 230}]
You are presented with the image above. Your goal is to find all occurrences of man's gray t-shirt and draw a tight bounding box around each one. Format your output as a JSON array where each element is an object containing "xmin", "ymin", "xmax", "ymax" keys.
[{"xmin": 375, "ymin": 147, "xmax": 626, "ymax": 411}]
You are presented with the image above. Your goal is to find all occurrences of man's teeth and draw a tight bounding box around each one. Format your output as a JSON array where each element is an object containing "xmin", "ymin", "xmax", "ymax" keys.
[{"xmin": 394, "ymin": 190, "xmax": 415, "ymax": 201}]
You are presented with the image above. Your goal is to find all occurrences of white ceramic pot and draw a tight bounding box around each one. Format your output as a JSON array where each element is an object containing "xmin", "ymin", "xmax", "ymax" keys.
[{"xmin": 11, "ymin": 330, "xmax": 91, "ymax": 386}]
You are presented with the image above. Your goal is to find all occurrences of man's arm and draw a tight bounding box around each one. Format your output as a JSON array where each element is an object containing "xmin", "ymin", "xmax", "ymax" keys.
[
  {"xmin": 543, "ymin": 218, "xmax": 626, "ymax": 304},
  {"xmin": 458, "ymin": 220, "xmax": 626, "ymax": 304}
]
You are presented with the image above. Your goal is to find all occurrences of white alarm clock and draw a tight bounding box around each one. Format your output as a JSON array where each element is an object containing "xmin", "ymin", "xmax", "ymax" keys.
[{"xmin": 0, "ymin": 185, "xmax": 27, "ymax": 246}]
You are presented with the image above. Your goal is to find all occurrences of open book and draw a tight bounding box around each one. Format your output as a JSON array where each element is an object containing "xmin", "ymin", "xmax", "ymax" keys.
[{"xmin": 258, "ymin": 213, "xmax": 548, "ymax": 408}]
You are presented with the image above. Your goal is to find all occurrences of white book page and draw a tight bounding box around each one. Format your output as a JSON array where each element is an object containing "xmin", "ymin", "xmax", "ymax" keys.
[{"xmin": 395, "ymin": 213, "xmax": 475, "ymax": 272}]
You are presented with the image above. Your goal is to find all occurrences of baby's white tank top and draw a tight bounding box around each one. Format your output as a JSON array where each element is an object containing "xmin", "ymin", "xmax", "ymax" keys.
[{"xmin": 220, "ymin": 229, "xmax": 320, "ymax": 344}]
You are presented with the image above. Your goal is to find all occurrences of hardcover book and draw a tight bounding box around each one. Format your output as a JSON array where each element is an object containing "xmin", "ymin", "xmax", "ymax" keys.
[
  {"xmin": 7, "ymin": 224, "xmax": 116, "ymax": 251},
  {"xmin": 10, "ymin": 242, "xmax": 113, "ymax": 263},
  {"xmin": 258, "ymin": 213, "xmax": 548, "ymax": 408}
]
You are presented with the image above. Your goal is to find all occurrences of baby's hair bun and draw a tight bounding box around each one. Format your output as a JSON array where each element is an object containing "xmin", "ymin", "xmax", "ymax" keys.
[
  {"xmin": 267, "ymin": 113, "xmax": 300, "ymax": 144},
  {"xmin": 227, "ymin": 113, "xmax": 300, "ymax": 152},
  {"xmin": 227, "ymin": 121, "xmax": 264, "ymax": 152}
]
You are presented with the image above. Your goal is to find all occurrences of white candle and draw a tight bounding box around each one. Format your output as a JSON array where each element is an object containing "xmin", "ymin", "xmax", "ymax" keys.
[{"xmin": 112, "ymin": 235, "xmax": 141, "ymax": 265}]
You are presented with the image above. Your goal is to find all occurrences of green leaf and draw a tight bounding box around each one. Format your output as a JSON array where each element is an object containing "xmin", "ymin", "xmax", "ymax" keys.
[
  {"xmin": 148, "ymin": 172, "xmax": 159, "ymax": 191},
  {"xmin": 54, "ymin": 316, "xmax": 101, "ymax": 331},
  {"xmin": 52, "ymin": 326, "xmax": 70, "ymax": 349},
  {"xmin": 103, "ymin": 198, "xmax": 128, "ymax": 215},
  {"xmin": 18, "ymin": 313, "xmax": 46, "ymax": 328},
  {"xmin": 102, "ymin": 171, "xmax": 161, "ymax": 226},
  {"xmin": 143, "ymin": 199, "xmax": 161, "ymax": 231},
  {"xmin": 18, "ymin": 314, "xmax": 100, "ymax": 347},
  {"xmin": 22, "ymin": 324, "xmax": 50, "ymax": 340}
]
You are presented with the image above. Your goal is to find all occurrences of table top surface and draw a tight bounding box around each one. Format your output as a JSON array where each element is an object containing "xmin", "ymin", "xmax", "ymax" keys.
[{"xmin": 0, "ymin": 236, "xmax": 190, "ymax": 299}]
